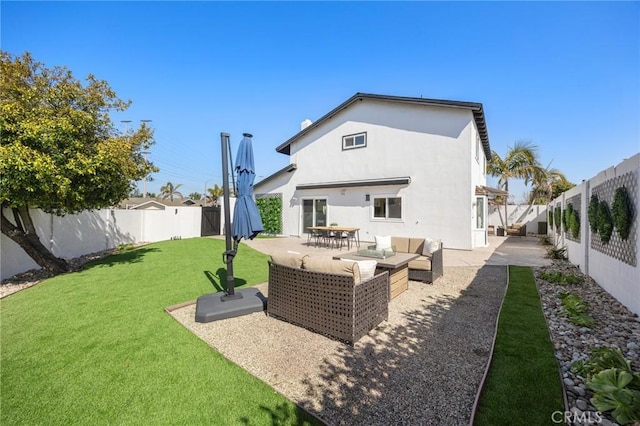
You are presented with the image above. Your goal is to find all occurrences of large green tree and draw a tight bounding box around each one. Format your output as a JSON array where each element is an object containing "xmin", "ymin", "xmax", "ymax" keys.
[
  {"xmin": 487, "ymin": 141, "xmax": 544, "ymax": 228},
  {"xmin": 0, "ymin": 51, "xmax": 156, "ymax": 274}
]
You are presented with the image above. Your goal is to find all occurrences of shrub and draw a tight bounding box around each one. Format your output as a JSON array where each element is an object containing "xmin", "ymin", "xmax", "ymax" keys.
[
  {"xmin": 589, "ymin": 194, "xmax": 600, "ymax": 234},
  {"xmin": 562, "ymin": 205, "xmax": 570, "ymax": 230},
  {"xmin": 540, "ymin": 270, "xmax": 583, "ymax": 285},
  {"xmin": 559, "ymin": 292, "xmax": 595, "ymax": 327},
  {"xmin": 538, "ymin": 234, "xmax": 552, "ymax": 246},
  {"xmin": 566, "ymin": 204, "xmax": 580, "ymax": 239},
  {"xmin": 256, "ymin": 196, "xmax": 282, "ymax": 235},
  {"xmin": 612, "ymin": 186, "xmax": 634, "ymax": 241},
  {"xmin": 546, "ymin": 245, "xmax": 567, "ymax": 260},
  {"xmin": 554, "ymin": 206, "xmax": 562, "ymax": 234},
  {"xmin": 598, "ymin": 200, "xmax": 614, "ymax": 244}
]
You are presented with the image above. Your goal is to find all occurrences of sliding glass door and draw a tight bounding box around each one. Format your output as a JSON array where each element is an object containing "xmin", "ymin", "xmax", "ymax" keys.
[{"xmin": 302, "ymin": 198, "xmax": 327, "ymax": 232}]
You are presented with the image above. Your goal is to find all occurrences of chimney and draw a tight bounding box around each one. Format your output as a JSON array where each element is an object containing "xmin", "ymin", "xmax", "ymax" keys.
[{"xmin": 300, "ymin": 119, "xmax": 312, "ymax": 131}]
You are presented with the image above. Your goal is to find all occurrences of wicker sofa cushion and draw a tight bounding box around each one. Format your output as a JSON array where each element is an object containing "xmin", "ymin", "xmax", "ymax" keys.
[
  {"xmin": 390, "ymin": 236, "xmax": 410, "ymax": 253},
  {"xmin": 302, "ymin": 256, "xmax": 361, "ymax": 284},
  {"xmin": 423, "ymin": 238, "xmax": 441, "ymax": 256},
  {"xmin": 374, "ymin": 235, "xmax": 392, "ymax": 250},
  {"xmin": 341, "ymin": 258, "xmax": 377, "ymax": 281},
  {"xmin": 408, "ymin": 257, "xmax": 432, "ymax": 271},
  {"xmin": 270, "ymin": 252, "xmax": 308, "ymax": 269}
]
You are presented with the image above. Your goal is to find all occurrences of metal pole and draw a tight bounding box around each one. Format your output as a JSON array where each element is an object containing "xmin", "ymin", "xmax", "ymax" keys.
[{"xmin": 220, "ymin": 132, "xmax": 242, "ymax": 301}]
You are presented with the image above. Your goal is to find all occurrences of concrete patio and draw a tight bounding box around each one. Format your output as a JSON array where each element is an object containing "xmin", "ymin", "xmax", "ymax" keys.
[{"xmin": 239, "ymin": 234, "xmax": 551, "ymax": 268}]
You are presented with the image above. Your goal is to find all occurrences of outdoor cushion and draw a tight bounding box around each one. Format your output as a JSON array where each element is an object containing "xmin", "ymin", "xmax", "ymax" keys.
[
  {"xmin": 408, "ymin": 257, "xmax": 432, "ymax": 271},
  {"xmin": 270, "ymin": 252, "xmax": 308, "ymax": 269},
  {"xmin": 391, "ymin": 236, "xmax": 410, "ymax": 253},
  {"xmin": 408, "ymin": 238, "xmax": 425, "ymax": 254},
  {"xmin": 375, "ymin": 235, "xmax": 392, "ymax": 251},
  {"xmin": 423, "ymin": 238, "xmax": 441, "ymax": 256},
  {"xmin": 302, "ymin": 256, "xmax": 361, "ymax": 284},
  {"xmin": 341, "ymin": 258, "xmax": 377, "ymax": 281}
]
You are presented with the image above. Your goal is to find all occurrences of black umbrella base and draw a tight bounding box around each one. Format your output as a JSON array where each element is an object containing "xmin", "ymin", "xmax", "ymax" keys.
[{"xmin": 195, "ymin": 287, "xmax": 267, "ymax": 323}]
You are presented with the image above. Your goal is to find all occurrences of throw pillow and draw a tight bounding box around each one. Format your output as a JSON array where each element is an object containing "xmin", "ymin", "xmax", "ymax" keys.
[
  {"xmin": 341, "ymin": 259, "xmax": 378, "ymax": 281},
  {"xmin": 423, "ymin": 238, "xmax": 441, "ymax": 256},
  {"xmin": 375, "ymin": 235, "xmax": 392, "ymax": 251}
]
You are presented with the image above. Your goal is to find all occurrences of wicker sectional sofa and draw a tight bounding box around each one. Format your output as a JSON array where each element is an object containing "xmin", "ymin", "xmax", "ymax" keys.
[
  {"xmin": 267, "ymin": 253, "xmax": 389, "ymax": 344},
  {"xmin": 389, "ymin": 236, "xmax": 444, "ymax": 283}
]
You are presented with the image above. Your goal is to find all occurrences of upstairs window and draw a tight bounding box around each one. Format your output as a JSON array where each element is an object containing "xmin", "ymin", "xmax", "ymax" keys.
[{"xmin": 342, "ymin": 132, "xmax": 367, "ymax": 150}]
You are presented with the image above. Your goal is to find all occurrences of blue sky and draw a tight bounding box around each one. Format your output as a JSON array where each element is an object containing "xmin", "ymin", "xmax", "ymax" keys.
[{"xmin": 3, "ymin": 1, "xmax": 639, "ymax": 202}]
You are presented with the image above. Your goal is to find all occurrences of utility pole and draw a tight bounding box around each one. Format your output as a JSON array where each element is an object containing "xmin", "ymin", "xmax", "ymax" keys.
[{"xmin": 140, "ymin": 120, "xmax": 152, "ymax": 198}]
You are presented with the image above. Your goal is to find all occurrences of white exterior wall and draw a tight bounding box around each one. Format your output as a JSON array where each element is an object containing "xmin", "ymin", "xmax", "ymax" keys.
[
  {"xmin": 1, "ymin": 207, "xmax": 202, "ymax": 280},
  {"xmin": 257, "ymin": 100, "xmax": 487, "ymax": 250}
]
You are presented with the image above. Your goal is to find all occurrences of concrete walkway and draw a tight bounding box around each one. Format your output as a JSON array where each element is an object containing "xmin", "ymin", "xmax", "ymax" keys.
[{"xmin": 239, "ymin": 234, "xmax": 551, "ymax": 267}]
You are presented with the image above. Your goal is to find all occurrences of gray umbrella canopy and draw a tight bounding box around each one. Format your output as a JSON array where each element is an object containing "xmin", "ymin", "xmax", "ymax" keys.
[{"xmin": 232, "ymin": 133, "xmax": 264, "ymax": 242}]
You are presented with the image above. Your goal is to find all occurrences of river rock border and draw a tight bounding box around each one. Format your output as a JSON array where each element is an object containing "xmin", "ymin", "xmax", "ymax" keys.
[{"xmin": 536, "ymin": 261, "xmax": 640, "ymax": 426}]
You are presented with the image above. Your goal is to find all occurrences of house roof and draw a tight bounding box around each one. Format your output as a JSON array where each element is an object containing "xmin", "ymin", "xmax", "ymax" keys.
[
  {"xmin": 296, "ymin": 177, "xmax": 411, "ymax": 190},
  {"xmin": 254, "ymin": 163, "xmax": 297, "ymax": 190},
  {"xmin": 275, "ymin": 92, "xmax": 492, "ymax": 159},
  {"xmin": 475, "ymin": 185, "xmax": 508, "ymax": 196}
]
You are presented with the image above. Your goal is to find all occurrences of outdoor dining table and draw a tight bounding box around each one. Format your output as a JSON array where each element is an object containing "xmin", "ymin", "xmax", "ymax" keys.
[{"xmin": 306, "ymin": 226, "xmax": 360, "ymax": 250}]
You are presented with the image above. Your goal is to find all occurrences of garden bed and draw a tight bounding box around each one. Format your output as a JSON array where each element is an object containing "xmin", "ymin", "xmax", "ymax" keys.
[{"xmin": 536, "ymin": 261, "xmax": 640, "ymax": 425}]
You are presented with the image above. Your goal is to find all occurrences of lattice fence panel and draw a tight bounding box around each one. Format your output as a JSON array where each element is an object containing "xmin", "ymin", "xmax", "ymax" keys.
[{"xmin": 590, "ymin": 171, "xmax": 637, "ymax": 266}]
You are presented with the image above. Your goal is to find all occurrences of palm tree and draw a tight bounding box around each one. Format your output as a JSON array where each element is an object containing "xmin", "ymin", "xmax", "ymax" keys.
[
  {"xmin": 206, "ymin": 184, "xmax": 223, "ymax": 206},
  {"xmin": 487, "ymin": 141, "xmax": 544, "ymax": 228},
  {"xmin": 527, "ymin": 165, "xmax": 574, "ymax": 205},
  {"xmin": 188, "ymin": 192, "xmax": 202, "ymax": 201},
  {"xmin": 159, "ymin": 182, "xmax": 184, "ymax": 202}
]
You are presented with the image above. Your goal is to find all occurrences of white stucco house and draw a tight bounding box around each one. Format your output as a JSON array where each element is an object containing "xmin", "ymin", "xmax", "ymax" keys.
[{"xmin": 254, "ymin": 93, "xmax": 502, "ymax": 250}]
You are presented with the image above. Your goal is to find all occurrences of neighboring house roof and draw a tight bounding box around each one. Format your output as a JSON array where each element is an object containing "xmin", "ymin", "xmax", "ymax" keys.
[
  {"xmin": 275, "ymin": 92, "xmax": 491, "ymax": 159},
  {"xmin": 119, "ymin": 197, "xmax": 199, "ymax": 209}
]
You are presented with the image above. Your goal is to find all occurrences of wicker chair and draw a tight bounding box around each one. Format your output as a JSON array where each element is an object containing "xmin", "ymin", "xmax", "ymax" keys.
[{"xmin": 267, "ymin": 261, "xmax": 389, "ymax": 344}]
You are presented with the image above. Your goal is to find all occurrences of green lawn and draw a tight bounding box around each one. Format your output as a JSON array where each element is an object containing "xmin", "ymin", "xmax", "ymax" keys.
[
  {"xmin": 1, "ymin": 238, "xmax": 320, "ymax": 425},
  {"xmin": 474, "ymin": 265, "xmax": 565, "ymax": 425}
]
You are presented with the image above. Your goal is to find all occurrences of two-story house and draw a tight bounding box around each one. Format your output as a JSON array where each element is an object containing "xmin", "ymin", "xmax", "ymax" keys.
[{"xmin": 254, "ymin": 92, "xmax": 500, "ymax": 250}]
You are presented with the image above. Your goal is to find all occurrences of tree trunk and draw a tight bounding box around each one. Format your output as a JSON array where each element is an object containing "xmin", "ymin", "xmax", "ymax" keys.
[
  {"xmin": 504, "ymin": 180, "xmax": 509, "ymax": 228},
  {"xmin": 1, "ymin": 207, "xmax": 69, "ymax": 275}
]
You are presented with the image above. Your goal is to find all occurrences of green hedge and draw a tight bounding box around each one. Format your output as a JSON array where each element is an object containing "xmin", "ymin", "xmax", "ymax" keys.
[{"xmin": 256, "ymin": 196, "xmax": 282, "ymax": 235}]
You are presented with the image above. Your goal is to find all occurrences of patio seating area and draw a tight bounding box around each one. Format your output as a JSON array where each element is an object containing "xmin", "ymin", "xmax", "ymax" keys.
[
  {"xmin": 168, "ymin": 235, "xmax": 552, "ymax": 425},
  {"xmin": 267, "ymin": 257, "xmax": 389, "ymax": 344}
]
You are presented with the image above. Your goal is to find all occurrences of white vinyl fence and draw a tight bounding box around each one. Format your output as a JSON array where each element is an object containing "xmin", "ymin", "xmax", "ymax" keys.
[
  {"xmin": 550, "ymin": 153, "xmax": 639, "ymax": 316},
  {"xmin": 1, "ymin": 207, "xmax": 202, "ymax": 280},
  {"xmin": 488, "ymin": 204, "xmax": 548, "ymax": 234}
]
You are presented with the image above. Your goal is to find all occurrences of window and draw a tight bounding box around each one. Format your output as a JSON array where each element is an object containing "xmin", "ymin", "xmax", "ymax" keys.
[
  {"xmin": 342, "ymin": 132, "xmax": 367, "ymax": 150},
  {"xmin": 475, "ymin": 135, "xmax": 480, "ymax": 162},
  {"xmin": 373, "ymin": 197, "xmax": 402, "ymax": 220},
  {"xmin": 476, "ymin": 197, "xmax": 484, "ymax": 229}
]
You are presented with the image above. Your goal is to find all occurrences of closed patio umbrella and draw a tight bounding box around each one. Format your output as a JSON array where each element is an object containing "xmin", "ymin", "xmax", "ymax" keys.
[
  {"xmin": 232, "ymin": 133, "xmax": 264, "ymax": 243},
  {"xmin": 194, "ymin": 132, "xmax": 266, "ymax": 322}
]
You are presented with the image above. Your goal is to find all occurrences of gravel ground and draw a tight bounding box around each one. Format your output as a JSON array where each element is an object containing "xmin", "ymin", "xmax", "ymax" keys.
[{"xmin": 168, "ymin": 265, "xmax": 507, "ymax": 426}]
